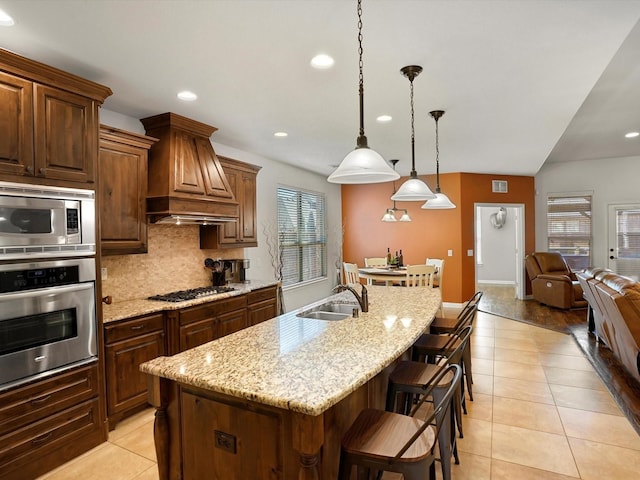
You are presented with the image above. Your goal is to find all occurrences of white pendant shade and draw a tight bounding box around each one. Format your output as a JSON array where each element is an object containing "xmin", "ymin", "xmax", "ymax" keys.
[
  {"xmin": 399, "ymin": 212, "xmax": 412, "ymax": 222},
  {"xmin": 391, "ymin": 176, "xmax": 436, "ymax": 201},
  {"xmin": 328, "ymin": 148, "xmax": 400, "ymax": 184},
  {"xmin": 422, "ymin": 192, "xmax": 456, "ymax": 209},
  {"xmin": 381, "ymin": 209, "xmax": 397, "ymax": 222}
]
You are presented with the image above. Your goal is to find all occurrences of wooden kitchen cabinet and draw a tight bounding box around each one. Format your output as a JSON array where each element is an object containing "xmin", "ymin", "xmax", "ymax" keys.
[
  {"xmin": 0, "ymin": 363, "xmax": 105, "ymax": 480},
  {"xmin": 200, "ymin": 156, "xmax": 261, "ymax": 248},
  {"xmin": 248, "ymin": 285, "xmax": 278, "ymax": 326},
  {"xmin": 99, "ymin": 126, "xmax": 157, "ymax": 255},
  {"xmin": 177, "ymin": 295, "xmax": 248, "ymax": 352},
  {"xmin": 0, "ymin": 49, "xmax": 111, "ymax": 187},
  {"xmin": 104, "ymin": 313, "xmax": 165, "ymax": 429}
]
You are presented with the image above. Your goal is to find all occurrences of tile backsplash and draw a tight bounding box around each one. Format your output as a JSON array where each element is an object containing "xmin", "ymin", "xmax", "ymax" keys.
[{"xmin": 101, "ymin": 224, "xmax": 244, "ymax": 302}]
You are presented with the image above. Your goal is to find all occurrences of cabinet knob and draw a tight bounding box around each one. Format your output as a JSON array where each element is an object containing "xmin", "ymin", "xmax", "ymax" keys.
[
  {"xmin": 39, "ymin": 167, "xmax": 47, "ymax": 175},
  {"xmin": 25, "ymin": 165, "xmax": 34, "ymax": 174},
  {"xmin": 102, "ymin": 295, "xmax": 113, "ymax": 305}
]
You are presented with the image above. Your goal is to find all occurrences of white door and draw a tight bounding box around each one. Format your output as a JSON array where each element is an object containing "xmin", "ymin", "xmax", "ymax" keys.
[{"xmin": 607, "ymin": 204, "xmax": 640, "ymax": 281}]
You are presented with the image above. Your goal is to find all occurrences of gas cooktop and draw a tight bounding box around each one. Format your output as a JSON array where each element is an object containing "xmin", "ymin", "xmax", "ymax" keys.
[{"xmin": 148, "ymin": 286, "xmax": 236, "ymax": 303}]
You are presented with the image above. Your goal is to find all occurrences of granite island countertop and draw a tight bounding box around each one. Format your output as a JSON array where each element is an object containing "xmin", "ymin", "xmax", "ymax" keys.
[
  {"xmin": 139, "ymin": 285, "xmax": 441, "ymax": 416},
  {"xmin": 102, "ymin": 279, "xmax": 280, "ymax": 323}
]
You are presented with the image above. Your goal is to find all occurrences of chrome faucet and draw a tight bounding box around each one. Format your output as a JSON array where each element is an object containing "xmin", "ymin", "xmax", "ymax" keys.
[{"xmin": 332, "ymin": 283, "xmax": 368, "ymax": 313}]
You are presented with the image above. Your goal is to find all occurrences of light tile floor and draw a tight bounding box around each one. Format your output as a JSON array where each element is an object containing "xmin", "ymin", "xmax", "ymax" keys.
[{"xmin": 37, "ymin": 311, "xmax": 640, "ymax": 479}]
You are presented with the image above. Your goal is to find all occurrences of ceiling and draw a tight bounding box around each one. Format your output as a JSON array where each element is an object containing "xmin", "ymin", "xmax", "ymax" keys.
[{"xmin": 1, "ymin": 0, "xmax": 640, "ymax": 178}]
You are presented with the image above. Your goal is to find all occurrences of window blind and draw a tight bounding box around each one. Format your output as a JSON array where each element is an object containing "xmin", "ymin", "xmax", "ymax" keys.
[
  {"xmin": 615, "ymin": 208, "xmax": 640, "ymax": 279},
  {"xmin": 547, "ymin": 194, "xmax": 592, "ymax": 270},
  {"xmin": 277, "ymin": 186, "xmax": 326, "ymax": 286}
]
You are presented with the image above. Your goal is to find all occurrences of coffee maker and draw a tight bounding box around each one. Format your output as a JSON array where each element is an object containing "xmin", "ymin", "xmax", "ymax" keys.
[{"xmin": 230, "ymin": 259, "xmax": 250, "ymax": 283}]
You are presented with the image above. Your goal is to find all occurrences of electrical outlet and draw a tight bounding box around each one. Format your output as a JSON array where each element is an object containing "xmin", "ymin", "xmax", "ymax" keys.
[
  {"xmin": 101, "ymin": 268, "xmax": 107, "ymax": 280},
  {"xmin": 467, "ymin": 249, "xmax": 474, "ymax": 257},
  {"xmin": 214, "ymin": 430, "xmax": 236, "ymax": 454},
  {"xmin": 447, "ymin": 250, "xmax": 453, "ymax": 257}
]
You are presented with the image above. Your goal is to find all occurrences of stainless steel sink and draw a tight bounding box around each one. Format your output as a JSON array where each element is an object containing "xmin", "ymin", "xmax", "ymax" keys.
[
  {"xmin": 297, "ymin": 302, "xmax": 360, "ymax": 321},
  {"xmin": 301, "ymin": 311, "xmax": 351, "ymax": 321}
]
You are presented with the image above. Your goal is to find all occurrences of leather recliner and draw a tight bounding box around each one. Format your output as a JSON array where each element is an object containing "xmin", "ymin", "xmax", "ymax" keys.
[{"xmin": 524, "ymin": 252, "xmax": 587, "ymax": 309}]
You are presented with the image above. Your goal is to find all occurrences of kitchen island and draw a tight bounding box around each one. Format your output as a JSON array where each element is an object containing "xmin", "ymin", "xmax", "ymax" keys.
[{"xmin": 140, "ymin": 285, "xmax": 441, "ymax": 479}]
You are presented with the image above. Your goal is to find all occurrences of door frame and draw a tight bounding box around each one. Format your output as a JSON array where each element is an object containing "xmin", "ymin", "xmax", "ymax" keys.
[
  {"xmin": 607, "ymin": 203, "xmax": 640, "ymax": 279},
  {"xmin": 474, "ymin": 203, "xmax": 526, "ymax": 300}
]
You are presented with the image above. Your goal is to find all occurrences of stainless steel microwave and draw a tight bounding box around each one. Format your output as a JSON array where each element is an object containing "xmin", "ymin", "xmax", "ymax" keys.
[{"xmin": 0, "ymin": 181, "xmax": 96, "ymax": 259}]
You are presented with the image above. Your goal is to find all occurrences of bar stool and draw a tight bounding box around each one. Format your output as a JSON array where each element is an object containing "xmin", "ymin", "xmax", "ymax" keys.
[
  {"xmin": 386, "ymin": 327, "xmax": 472, "ymax": 480},
  {"xmin": 414, "ymin": 305, "xmax": 478, "ymax": 409},
  {"xmin": 429, "ymin": 291, "xmax": 483, "ymax": 334},
  {"xmin": 339, "ymin": 364, "xmax": 462, "ymax": 480}
]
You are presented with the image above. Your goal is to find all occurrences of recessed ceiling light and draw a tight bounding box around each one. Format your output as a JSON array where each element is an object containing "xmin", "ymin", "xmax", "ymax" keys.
[
  {"xmin": 0, "ymin": 9, "xmax": 15, "ymax": 26},
  {"xmin": 177, "ymin": 90, "xmax": 197, "ymax": 101},
  {"xmin": 625, "ymin": 131, "xmax": 639, "ymax": 138},
  {"xmin": 376, "ymin": 115, "xmax": 392, "ymax": 123},
  {"xmin": 310, "ymin": 54, "xmax": 334, "ymax": 69},
  {"xmin": 274, "ymin": 132, "xmax": 288, "ymax": 137}
]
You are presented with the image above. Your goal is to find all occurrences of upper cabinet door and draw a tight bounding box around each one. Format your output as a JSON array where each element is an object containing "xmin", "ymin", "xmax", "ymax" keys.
[
  {"xmin": 195, "ymin": 137, "xmax": 234, "ymax": 200},
  {"xmin": 33, "ymin": 84, "xmax": 98, "ymax": 183},
  {"xmin": 0, "ymin": 71, "xmax": 34, "ymax": 176}
]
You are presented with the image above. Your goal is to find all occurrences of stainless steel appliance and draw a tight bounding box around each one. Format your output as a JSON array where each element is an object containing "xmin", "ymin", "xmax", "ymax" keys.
[
  {"xmin": 0, "ymin": 258, "xmax": 97, "ymax": 391},
  {"xmin": 0, "ymin": 181, "xmax": 96, "ymax": 259}
]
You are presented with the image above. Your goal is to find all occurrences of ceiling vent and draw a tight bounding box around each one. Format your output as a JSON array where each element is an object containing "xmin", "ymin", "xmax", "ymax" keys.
[{"xmin": 492, "ymin": 180, "xmax": 508, "ymax": 193}]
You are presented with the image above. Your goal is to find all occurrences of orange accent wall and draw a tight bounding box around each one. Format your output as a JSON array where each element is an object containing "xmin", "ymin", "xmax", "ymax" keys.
[{"xmin": 342, "ymin": 173, "xmax": 535, "ymax": 304}]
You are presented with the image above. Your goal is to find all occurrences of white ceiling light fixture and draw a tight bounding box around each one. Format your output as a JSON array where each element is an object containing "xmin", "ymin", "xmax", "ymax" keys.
[
  {"xmin": 327, "ymin": 0, "xmax": 399, "ymax": 185},
  {"xmin": 177, "ymin": 90, "xmax": 197, "ymax": 101},
  {"xmin": 391, "ymin": 65, "xmax": 436, "ymax": 201},
  {"xmin": 0, "ymin": 9, "xmax": 15, "ymax": 26},
  {"xmin": 274, "ymin": 131, "xmax": 288, "ymax": 137},
  {"xmin": 382, "ymin": 159, "xmax": 411, "ymax": 222},
  {"xmin": 310, "ymin": 54, "xmax": 334, "ymax": 69},
  {"xmin": 625, "ymin": 131, "xmax": 639, "ymax": 138},
  {"xmin": 376, "ymin": 115, "xmax": 392, "ymax": 123},
  {"xmin": 422, "ymin": 110, "xmax": 456, "ymax": 209}
]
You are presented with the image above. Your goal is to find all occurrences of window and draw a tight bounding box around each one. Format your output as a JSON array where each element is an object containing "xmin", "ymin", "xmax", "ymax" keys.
[
  {"xmin": 277, "ymin": 186, "xmax": 326, "ymax": 286},
  {"xmin": 547, "ymin": 194, "xmax": 592, "ymax": 270}
]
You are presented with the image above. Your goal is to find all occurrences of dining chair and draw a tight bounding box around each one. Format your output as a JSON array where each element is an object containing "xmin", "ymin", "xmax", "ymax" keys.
[
  {"xmin": 365, "ymin": 257, "xmax": 387, "ymax": 267},
  {"xmin": 406, "ymin": 264, "xmax": 436, "ymax": 287},
  {"xmin": 425, "ymin": 258, "xmax": 445, "ymax": 289},
  {"xmin": 342, "ymin": 262, "xmax": 360, "ymax": 285},
  {"xmin": 339, "ymin": 364, "xmax": 462, "ymax": 480},
  {"xmin": 426, "ymin": 258, "xmax": 445, "ymax": 314},
  {"xmin": 364, "ymin": 257, "xmax": 388, "ymax": 285}
]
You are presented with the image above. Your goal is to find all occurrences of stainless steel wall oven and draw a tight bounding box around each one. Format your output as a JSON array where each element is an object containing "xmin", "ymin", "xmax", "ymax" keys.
[
  {"xmin": 0, "ymin": 257, "xmax": 97, "ymax": 391},
  {"xmin": 0, "ymin": 181, "xmax": 96, "ymax": 259}
]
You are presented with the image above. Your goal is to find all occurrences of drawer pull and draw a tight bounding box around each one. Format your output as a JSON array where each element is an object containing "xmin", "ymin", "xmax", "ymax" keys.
[
  {"xmin": 31, "ymin": 394, "xmax": 52, "ymax": 405},
  {"xmin": 32, "ymin": 432, "xmax": 53, "ymax": 445},
  {"xmin": 130, "ymin": 324, "xmax": 145, "ymax": 331}
]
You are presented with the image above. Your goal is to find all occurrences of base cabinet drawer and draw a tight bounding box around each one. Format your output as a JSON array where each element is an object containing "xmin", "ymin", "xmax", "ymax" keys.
[
  {"xmin": 0, "ymin": 397, "xmax": 103, "ymax": 480},
  {"xmin": 0, "ymin": 363, "xmax": 99, "ymax": 436}
]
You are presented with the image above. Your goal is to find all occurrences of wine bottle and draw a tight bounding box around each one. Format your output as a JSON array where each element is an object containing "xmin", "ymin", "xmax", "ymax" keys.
[
  {"xmin": 398, "ymin": 249, "xmax": 404, "ymax": 267},
  {"xmin": 386, "ymin": 247, "xmax": 392, "ymax": 264}
]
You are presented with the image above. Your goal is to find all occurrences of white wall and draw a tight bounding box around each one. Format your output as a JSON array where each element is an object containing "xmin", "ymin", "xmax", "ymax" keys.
[
  {"xmin": 100, "ymin": 108, "xmax": 343, "ymax": 311},
  {"xmin": 535, "ymin": 155, "xmax": 640, "ymax": 269},
  {"xmin": 476, "ymin": 205, "xmax": 517, "ymax": 284}
]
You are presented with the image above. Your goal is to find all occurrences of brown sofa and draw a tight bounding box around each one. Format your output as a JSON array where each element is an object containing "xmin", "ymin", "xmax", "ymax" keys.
[
  {"xmin": 525, "ymin": 252, "xmax": 587, "ymax": 309},
  {"xmin": 583, "ymin": 272, "xmax": 640, "ymax": 382}
]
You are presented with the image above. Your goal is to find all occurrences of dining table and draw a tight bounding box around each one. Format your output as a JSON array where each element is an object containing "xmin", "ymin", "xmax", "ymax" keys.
[{"xmin": 358, "ymin": 267, "xmax": 408, "ymax": 285}]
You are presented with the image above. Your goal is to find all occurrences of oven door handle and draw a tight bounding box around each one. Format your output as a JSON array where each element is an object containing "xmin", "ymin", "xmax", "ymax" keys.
[{"xmin": 0, "ymin": 282, "xmax": 94, "ymax": 302}]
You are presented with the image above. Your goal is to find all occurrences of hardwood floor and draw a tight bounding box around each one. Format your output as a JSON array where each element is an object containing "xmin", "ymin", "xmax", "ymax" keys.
[{"xmin": 478, "ymin": 284, "xmax": 640, "ymax": 435}]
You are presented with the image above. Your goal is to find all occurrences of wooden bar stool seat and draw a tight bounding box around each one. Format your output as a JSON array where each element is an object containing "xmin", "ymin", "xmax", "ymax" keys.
[
  {"xmin": 429, "ymin": 291, "xmax": 483, "ymax": 335},
  {"xmin": 339, "ymin": 364, "xmax": 462, "ymax": 480}
]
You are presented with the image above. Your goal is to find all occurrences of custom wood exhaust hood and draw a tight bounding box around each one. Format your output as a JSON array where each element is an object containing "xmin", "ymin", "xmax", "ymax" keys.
[{"xmin": 140, "ymin": 112, "xmax": 238, "ymax": 224}]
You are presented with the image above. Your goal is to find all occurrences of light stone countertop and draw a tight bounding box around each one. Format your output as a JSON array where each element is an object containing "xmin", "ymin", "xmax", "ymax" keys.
[
  {"xmin": 102, "ymin": 279, "xmax": 279, "ymax": 323},
  {"xmin": 139, "ymin": 285, "xmax": 441, "ymax": 416}
]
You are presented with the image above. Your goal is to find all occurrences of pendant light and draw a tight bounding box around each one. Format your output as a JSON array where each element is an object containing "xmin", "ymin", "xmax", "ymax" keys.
[
  {"xmin": 328, "ymin": 0, "xmax": 399, "ymax": 184},
  {"xmin": 382, "ymin": 160, "xmax": 411, "ymax": 222},
  {"xmin": 391, "ymin": 66, "xmax": 436, "ymax": 201},
  {"xmin": 422, "ymin": 110, "xmax": 456, "ymax": 209}
]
